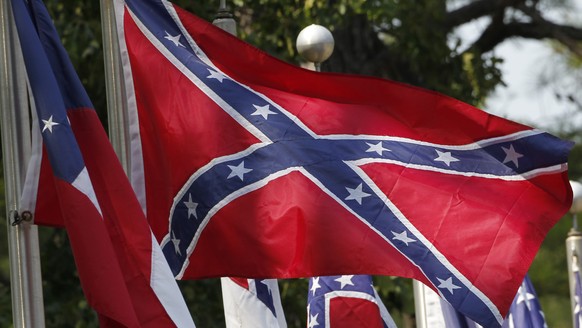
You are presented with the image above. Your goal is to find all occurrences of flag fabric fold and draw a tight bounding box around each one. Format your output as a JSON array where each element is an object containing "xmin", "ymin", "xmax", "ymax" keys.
[
  {"xmin": 113, "ymin": 0, "xmax": 573, "ymax": 326},
  {"xmin": 307, "ymin": 275, "xmax": 397, "ymax": 328},
  {"xmin": 12, "ymin": 0, "xmax": 195, "ymax": 326},
  {"xmin": 221, "ymin": 277, "xmax": 287, "ymax": 327}
]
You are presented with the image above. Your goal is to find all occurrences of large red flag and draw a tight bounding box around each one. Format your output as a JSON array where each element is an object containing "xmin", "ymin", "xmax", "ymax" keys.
[
  {"xmin": 12, "ymin": 0, "xmax": 195, "ymax": 326},
  {"xmin": 113, "ymin": 0, "xmax": 572, "ymax": 326}
]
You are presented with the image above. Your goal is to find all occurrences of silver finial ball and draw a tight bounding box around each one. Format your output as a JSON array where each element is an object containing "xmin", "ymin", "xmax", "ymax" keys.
[
  {"xmin": 571, "ymin": 181, "xmax": 582, "ymax": 213},
  {"xmin": 296, "ymin": 24, "xmax": 334, "ymax": 64}
]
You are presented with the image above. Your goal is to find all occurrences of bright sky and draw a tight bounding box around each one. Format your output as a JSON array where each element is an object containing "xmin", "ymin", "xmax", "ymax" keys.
[
  {"xmin": 487, "ymin": 38, "xmax": 582, "ymax": 131},
  {"xmin": 453, "ymin": 0, "xmax": 582, "ymax": 131}
]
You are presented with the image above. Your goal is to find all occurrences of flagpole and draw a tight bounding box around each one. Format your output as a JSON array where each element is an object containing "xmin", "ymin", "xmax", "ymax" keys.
[
  {"xmin": 567, "ymin": 180, "xmax": 582, "ymax": 327},
  {"xmin": 0, "ymin": 0, "xmax": 45, "ymax": 326},
  {"xmin": 100, "ymin": 0, "xmax": 129, "ymax": 171},
  {"xmin": 412, "ymin": 282, "xmax": 430, "ymax": 328}
]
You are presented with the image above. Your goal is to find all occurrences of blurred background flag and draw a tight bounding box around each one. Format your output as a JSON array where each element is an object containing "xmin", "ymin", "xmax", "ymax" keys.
[
  {"xmin": 221, "ymin": 277, "xmax": 287, "ymax": 327},
  {"xmin": 419, "ymin": 281, "xmax": 482, "ymax": 328},
  {"xmin": 420, "ymin": 274, "xmax": 546, "ymax": 328},
  {"xmin": 501, "ymin": 275, "xmax": 547, "ymax": 328},
  {"xmin": 439, "ymin": 297, "xmax": 482, "ymax": 328},
  {"xmin": 307, "ymin": 275, "xmax": 397, "ymax": 328}
]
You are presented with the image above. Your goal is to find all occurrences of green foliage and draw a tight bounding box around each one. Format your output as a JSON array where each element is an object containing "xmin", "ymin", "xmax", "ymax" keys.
[
  {"xmin": 540, "ymin": 294, "xmax": 572, "ymax": 328},
  {"xmin": 178, "ymin": 279, "xmax": 224, "ymax": 327},
  {"xmin": 38, "ymin": 227, "xmax": 99, "ymax": 327},
  {"xmin": 374, "ymin": 276, "xmax": 415, "ymax": 326},
  {"xmin": 222, "ymin": 0, "xmax": 503, "ymax": 106},
  {"xmin": 279, "ymin": 279, "xmax": 308, "ymax": 326},
  {"xmin": 44, "ymin": 1, "xmax": 106, "ymax": 123}
]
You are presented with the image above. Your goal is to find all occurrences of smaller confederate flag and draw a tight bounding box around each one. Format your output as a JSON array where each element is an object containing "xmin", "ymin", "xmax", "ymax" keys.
[{"xmin": 307, "ymin": 275, "xmax": 397, "ymax": 328}]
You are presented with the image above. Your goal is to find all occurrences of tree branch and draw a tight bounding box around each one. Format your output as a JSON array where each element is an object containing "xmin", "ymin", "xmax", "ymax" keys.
[
  {"xmin": 448, "ymin": 0, "xmax": 582, "ymax": 56},
  {"xmin": 445, "ymin": 0, "xmax": 498, "ymax": 28},
  {"xmin": 519, "ymin": 4, "xmax": 582, "ymax": 56},
  {"xmin": 444, "ymin": 0, "xmax": 527, "ymax": 29},
  {"xmin": 471, "ymin": 19, "xmax": 582, "ymax": 55}
]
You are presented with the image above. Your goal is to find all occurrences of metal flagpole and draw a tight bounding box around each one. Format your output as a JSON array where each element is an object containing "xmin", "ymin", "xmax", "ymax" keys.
[
  {"xmin": 0, "ymin": 0, "xmax": 46, "ymax": 326},
  {"xmin": 100, "ymin": 0, "xmax": 129, "ymax": 171},
  {"xmin": 413, "ymin": 282, "xmax": 429, "ymax": 328},
  {"xmin": 567, "ymin": 180, "xmax": 582, "ymax": 328}
]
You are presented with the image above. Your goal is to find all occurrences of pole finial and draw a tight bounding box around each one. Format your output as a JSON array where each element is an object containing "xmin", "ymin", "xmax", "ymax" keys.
[
  {"xmin": 213, "ymin": 0, "xmax": 237, "ymax": 36},
  {"xmin": 296, "ymin": 24, "xmax": 334, "ymax": 71}
]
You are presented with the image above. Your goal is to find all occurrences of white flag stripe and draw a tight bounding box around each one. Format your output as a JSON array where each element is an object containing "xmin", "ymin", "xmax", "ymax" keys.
[{"xmin": 221, "ymin": 278, "xmax": 287, "ymax": 328}]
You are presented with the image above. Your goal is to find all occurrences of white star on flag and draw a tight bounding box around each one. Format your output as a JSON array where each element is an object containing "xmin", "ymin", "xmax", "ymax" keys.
[
  {"xmin": 310, "ymin": 277, "xmax": 321, "ymax": 296},
  {"xmin": 434, "ymin": 149, "xmax": 459, "ymax": 166},
  {"xmin": 183, "ymin": 193, "xmax": 198, "ymax": 219},
  {"xmin": 335, "ymin": 275, "xmax": 355, "ymax": 289},
  {"xmin": 366, "ymin": 141, "xmax": 390, "ymax": 155},
  {"xmin": 206, "ymin": 68, "xmax": 226, "ymax": 82},
  {"xmin": 42, "ymin": 115, "xmax": 59, "ymax": 133},
  {"xmin": 307, "ymin": 313, "xmax": 319, "ymax": 328},
  {"xmin": 164, "ymin": 31, "xmax": 184, "ymax": 47},
  {"xmin": 502, "ymin": 144, "xmax": 524, "ymax": 168},
  {"xmin": 227, "ymin": 161, "xmax": 253, "ymax": 181},
  {"xmin": 251, "ymin": 104, "xmax": 277, "ymax": 120},
  {"xmin": 171, "ymin": 231, "xmax": 181, "ymax": 255},
  {"xmin": 391, "ymin": 231, "xmax": 416, "ymax": 246},
  {"xmin": 516, "ymin": 286, "xmax": 536, "ymax": 310},
  {"xmin": 345, "ymin": 183, "xmax": 371, "ymax": 205},
  {"xmin": 437, "ymin": 276, "xmax": 461, "ymax": 294}
]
